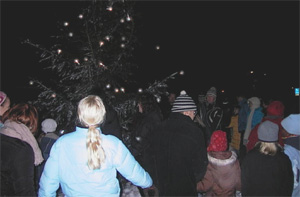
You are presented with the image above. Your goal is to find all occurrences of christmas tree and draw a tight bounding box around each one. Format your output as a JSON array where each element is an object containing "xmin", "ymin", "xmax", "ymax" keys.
[{"xmin": 23, "ymin": 0, "xmax": 180, "ymax": 135}]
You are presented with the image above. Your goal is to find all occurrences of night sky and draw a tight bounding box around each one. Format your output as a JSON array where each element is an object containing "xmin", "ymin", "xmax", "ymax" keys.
[{"xmin": 1, "ymin": 1, "xmax": 299, "ymax": 111}]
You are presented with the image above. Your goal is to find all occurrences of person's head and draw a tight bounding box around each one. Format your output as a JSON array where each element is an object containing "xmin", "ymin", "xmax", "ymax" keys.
[
  {"xmin": 256, "ymin": 120, "xmax": 281, "ymax": 156},
  {"xmin": 0, "ymin": 91, "xmax": 11, "ymax": 117},
  {"xmin": 171, "ymin": 90, "xmax": 197, "ymax": 120},
  {"xmin": 266, "ymin": 101, "xmax": 285, "ymax": 117},
  {"xmin": 207, "ymin": 130, "xmax": 227, "ymax": 152},
  {"xmin": 281, "ymin": 114, "xmax": 300, "ymax": 137},
  {"xmin": 206, "ymin": 87, "xmax": 217, "ymax": 104},
  {"xmin": 168, "ymin": 92, "xmax": 176, "ymax": 105},
  {"xmin": 137, "ymin": 92, "xmax": 159, "ymax": 114},
  {"xmin": 2, "ymin": 103, "xmax": 38, "ymax": 133},
  {"xmin": 247, "ymin": 97, "xmax": 261, "ymax": 110},
  {"xmin": 41, "ymin": 118, "xmax": 57, "ymax": 133},
  {"xmin": 78, "ymin": 95, "xmax": 106, "ymax": 170}
]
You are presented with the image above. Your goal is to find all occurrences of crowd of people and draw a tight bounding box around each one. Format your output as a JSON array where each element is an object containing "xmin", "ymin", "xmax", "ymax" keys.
[{"xmin": 0, "ymin": 88, "xmax": 299, "ymax": 197}]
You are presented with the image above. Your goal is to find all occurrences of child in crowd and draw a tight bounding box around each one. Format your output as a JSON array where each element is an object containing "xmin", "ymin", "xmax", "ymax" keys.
[
  {"xmin": 227, "ymin": 105, "xmax": 240, "ymax": 154},
  {"xmin": 197, "ymin": 130, "xmax": 241, "ymax": 196}
]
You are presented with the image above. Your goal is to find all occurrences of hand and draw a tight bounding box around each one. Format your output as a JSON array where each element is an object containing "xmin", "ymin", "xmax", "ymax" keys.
[{"xmin": 143, "ymin": 185, "xmax": 159, "ymax": 197}]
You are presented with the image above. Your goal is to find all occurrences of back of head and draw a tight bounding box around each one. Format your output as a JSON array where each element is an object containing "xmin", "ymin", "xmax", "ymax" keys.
[
  {"xmin": 258, "ymin": 120, "xmax": 279, "ymax": 142},
  {"xmin": 2, "ymin": 103, "xmax": 38, "ymax": 133},
  {"xmin": 281, "ymin": 114, "xmax": 300, "ymax": 136},
  {"xmin": 207, "ymin": 130, "xmax": 227, "ymax": 152},
  {"xmin": 206, "ymin": 87, "xmax": 217, "ymax": 98},
  {"xmin": 41, "ymin": 118, "xmax": 57, "ymax": 133},
  {"xmin": 266, "ymin": 101, "xmax": 285, "ymax": 117},
  {"xmin": 171, "ymin": 90, "xmax": 197, "ymax": 113},
  {"xmin": 78, "ymin": 95, "xmax": 106, "ymax": 170}
]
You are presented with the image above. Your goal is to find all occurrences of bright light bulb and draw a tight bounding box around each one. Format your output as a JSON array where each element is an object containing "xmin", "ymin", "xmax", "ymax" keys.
[
  {"xmin": 78, "ymin": 14, "xmax": 83, "ymax": 19},
  {"xmin": 64, "ymin": 22, "xmax": 69, "ymax": 26}
]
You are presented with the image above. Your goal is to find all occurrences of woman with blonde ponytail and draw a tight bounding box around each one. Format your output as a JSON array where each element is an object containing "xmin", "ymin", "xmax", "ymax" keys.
[{"xmin": 39, "ymin": 95, "xmax": 153, "ymax": 196}]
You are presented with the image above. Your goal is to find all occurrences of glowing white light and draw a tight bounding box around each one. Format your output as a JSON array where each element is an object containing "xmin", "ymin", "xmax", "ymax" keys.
[
  {"xmin": 99, "ymin": 41, "xmax": 104, "ymax": 47},
  {"xmin": 250, "ymin": 71, "xmax": 254, "ymax": 74},
  {"xmin": 107, "ymin": 6, "xmax": 113, "ymax": 11},
  {"xmin": 78, "ymin": 14, "xmax": 83, "ymax": 19},
  {"xmin": 120, "ymin": 18, "xmax": 125, "ymax": 23},
  {"xmin": 121, "ymin": 36, "xmax": 126, "ymax": 41},
  {"xmin": 120, "ymin": 44, "xmax": 125, "ymax": 48},
  {"xmin": 114, "ymin": 88, "xmax": 119, "ymax": 93},
  {"xmin": 106, "ymin": 84, "xmax": 111, "ymax": 89},
  {"xmin": 64, "ymin": 22, "xmax": 69, "ymax": 26},
  {"xmin": 51, "ymin": 93, "xmax": 56, "ymax": 98},
  {"xmin": 69, "ymin": 32, "xmax": 73, "ymax": 37},
  {"xmin": 179, "ymin": 70, "xmax": 184, "ymax": 75},
  {"xmin": 57, "ymin": 49, "xmax": 62, "ymax": 54},
  {"xmin": 29, "ymin": 80, "xmax": 34, "ymax": 85},
  {"xmin": 99, "ymin": 61, "xmax": 104, "ymax": 67},
  {"xmin": 156, "ymin": 45, "xmax": 160, "ymax": 50},
  {"xmin": 74, "ymin": 59, "xmax": 80, "ymax": 64},
  {"xmin": 138, "ymin": 88, "xmax": 143, "ymax": 93},
  {"xmin": 105, "ymin": 36, "xmax": 110, "ymax": 41},
  {"xmin": 126, "ymin": 15, "xmax": 131, "ymax": 21},
  {"xmin": 156, "ymin": 97, "xmax": 161, "ymax": 103},
  {"xmin": 84, "ymin": 57, "xmax": 88, "ymax": 61},
  {"xmin": 221, "ymin": 90, "xmax": 225, "ymax": 93},
  {"xmin": 120, "ymin": 87, "xmax": 125, "ymax": 93}
]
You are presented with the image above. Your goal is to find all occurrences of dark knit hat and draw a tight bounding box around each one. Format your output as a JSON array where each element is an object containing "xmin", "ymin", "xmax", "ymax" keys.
[
  {"xmin": 206, "ymin": 87, "xmax": 217, "ymax": 97},
  {"xmin": 258, "ymin": 120, "xmax": 279, "ymax": 142},
  {"xmin": 267, "ymin": 101, "xmax": 285, "ymax": 117},
  {"xmin": 171, "ymin": 90, "xmax": 197, "ymax": 112},
  {"xmin": 207, "ymin": 130, "xmax": 227, "ymax": 152}
]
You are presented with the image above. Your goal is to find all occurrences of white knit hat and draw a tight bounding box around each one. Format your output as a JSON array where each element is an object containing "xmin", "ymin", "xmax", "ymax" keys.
[
  {"xmin": 41, "ymin": 119, "xmax": 57, "ymax": 133},
  {"xmin": 281, "ymin": 114, "xmax": 300, "ymax": 135},
  {"xmin": 171, "ymin": 90, "xmax": 197, "ymax": 112}
]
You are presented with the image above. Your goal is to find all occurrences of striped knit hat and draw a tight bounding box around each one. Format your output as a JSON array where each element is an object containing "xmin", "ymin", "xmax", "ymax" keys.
[{"xmin": 171, "ymin": 90, "xmax": 197, "ymax": 112}]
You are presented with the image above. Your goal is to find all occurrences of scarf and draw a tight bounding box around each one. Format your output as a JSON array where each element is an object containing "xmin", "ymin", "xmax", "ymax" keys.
[
  {"xmin": 0, "ymin": 120, "xmax": 44, "ymax": 166},
  {"xmin": 243, "ymin": 97, "xmax": 261, "ymax": 144}
]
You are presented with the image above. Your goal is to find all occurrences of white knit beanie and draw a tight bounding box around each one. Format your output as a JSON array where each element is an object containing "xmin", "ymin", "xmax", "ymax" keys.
[
  {"xmin": 41, "ymin": 119, "xmax": 57, "ymax": 133},
  {"xmin": 171, "ymin": 90, "xmax": 197, "ymax": 112}
]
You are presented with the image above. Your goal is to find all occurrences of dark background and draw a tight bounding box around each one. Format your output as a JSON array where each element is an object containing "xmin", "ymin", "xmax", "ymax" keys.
[{"xmin": 1, "ymin": 0, "xmax": 299, "ymax": 113}]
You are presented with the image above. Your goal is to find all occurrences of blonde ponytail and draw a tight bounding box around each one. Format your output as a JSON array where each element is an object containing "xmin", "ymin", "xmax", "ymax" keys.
[
  {"xmin": 86, "ymin": 126, "xmax": 106, "ymax": 170},
  {"xmin": 78, "ymin": 95, "xmax": 106, "ymax": 170}
]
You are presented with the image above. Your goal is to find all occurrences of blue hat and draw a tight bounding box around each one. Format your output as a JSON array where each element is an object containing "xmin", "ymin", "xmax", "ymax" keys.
[
  {"xmin": 281, "ymin": 114, "xmax": 300, "ymax": 135},
  {"xmin": 171, "ymin": 90, "xmax": 197, "ymax": 113},
  {"xmin": 258, "ymin": 121, "xmax": 279, "ymax": 142}
]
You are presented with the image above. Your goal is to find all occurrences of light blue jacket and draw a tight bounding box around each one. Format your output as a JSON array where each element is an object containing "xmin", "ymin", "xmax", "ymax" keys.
[
  {"xmin": 284, "ymin": 144, "xmax": 300, "ymax": 197},
  {"xmin": 39, "ymin": 127, "xmax": 152, "ymax": 197}
]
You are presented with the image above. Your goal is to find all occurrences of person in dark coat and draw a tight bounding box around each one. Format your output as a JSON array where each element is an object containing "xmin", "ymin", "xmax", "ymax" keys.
[
  {"xmin": 152, "ymin": 90, "xmax": 208, "ymax": 196},
  {"xmin": 241, "ymin": 120, "xmax": 294, "ymax": 196},
  {"xmin": 130, "ymin": 92, "xmax": 163, "ymax": 195},
  {"xmin": 100, "ymin": 104, "xmax": 122, "ymax": 140},
  {"xmin": 0, "ymin": 103, "xmax": 42, "ymax": 196}
]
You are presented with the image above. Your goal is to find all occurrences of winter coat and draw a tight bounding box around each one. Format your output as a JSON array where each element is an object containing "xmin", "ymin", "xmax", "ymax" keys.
[
  {"xmin": 38, "ymin": 127, "xmax": 152, "ymax": 197},
  {"xmin": 152, "ymin": 112, "xmax": 208, "ymax": 196},
  {"xmin": 246, "ymin": 117, "xmax": 284, "ymax": 152},
  {"xmin": 228, "ymin": 115, "xmax": 240, "ymax": 151},
  {"xmin": 241, "ymin": 146, "xmax": 294, "ymax": 196},
  {"xmin": 101, "ymin": 104, "xmax": 122, "ymax": 140},
  {"xmin": 284, "ymin": 136, "xmax": 300, "ymax": 197},
  {"xmin": 1, "ymin": 133, "xmax": 36, "ymax": 196},
  {"xmin": 238, "ymin": 98, "xmax": 249, "ymax": 132},
  {"xmin": 197, "ymin": 151, "xmax": 241, "ymax": 196},
  {"xmin": 130, "ymin": 110, "xmax": 163, "ymax": 185}
]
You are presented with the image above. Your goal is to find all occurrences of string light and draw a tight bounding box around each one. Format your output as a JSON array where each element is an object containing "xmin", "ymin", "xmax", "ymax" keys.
[
  {"xmin": 105, "ymin": 36, "xmax": 110, "ymax": 41},
  {"xmin": 69, "ymin": 32, "xmax": 73, "ymax": 37},
  {"xmin": 99, "ymin": 41, "xmax": 104, "ymax": 47},
  {"xmin": 64, "ymin": 22, "xmax": 69, "ymax": 26},
  {"xmin": 138, "ymin": 88, "xmax": 143, "ymax": 93},
  {"xmin": 84, "ymin": 57, "xmax": 88, "ymax": 61},
  {"xmin": 106, "ymin": 6, "xmax": 113, "ymax": 11},
  {"xmin": 120, "ymin": 87, "xmax": 125, "ymax": 93},
  {"xmin": 121, "ymin": 36, "xmax": 126, "ymax": 41},
  {"xmin": 57, "ymin": 49, "xmax": 62, "ymax": 54},
  {"xmin": 78, "ymin": 14, "xmax": 83, "ymax": 19},
  {"xmin": 120, "ymin": 18, "xmax": 125, "ymax": 23},
  {"xmin": 179, "ymin": 70, "xmax": 184, "ymax": 75},
  {"xmin": 106, "ymin": 84, "xmax": 111, "ymax": 89},
  {"xmin": 29, "ymin": 80, "xmax": 34, "ymax": 85},
  {"xmin": 126, "ymin": 14, "xmax": 131, "ymax": 21},
  {"xmin": 120, "ymin": 43, "xmax": 125, "ymax": 48},
  {"xmin": 114, "ymin": 88, "xmax": 119, "ymax": 93},
  {"xmin": 250, "ymin": 70, "xmax": 254, "ymax": 74},
  {"xmin": 51, "ymin": 93, "xmax": 56, "ymax": 98},
  {"xmin": 155, "ymin": 45, "xmax": 160, "ymax": 50},
  {"xmin": 74, "ymin": 59, "xmax": 80, "ymax": 65}
]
